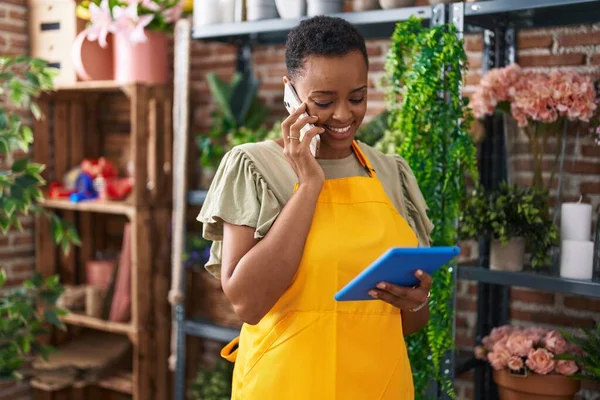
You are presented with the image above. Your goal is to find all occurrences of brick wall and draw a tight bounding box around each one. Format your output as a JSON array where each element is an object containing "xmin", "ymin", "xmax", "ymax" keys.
[
  {"xmin": 189, "ymin": 14, "xmax": 600, "ymax": 400},
  {"xmin": 0, "ymin": 1, "xmax": 33, "ymax": 399}
]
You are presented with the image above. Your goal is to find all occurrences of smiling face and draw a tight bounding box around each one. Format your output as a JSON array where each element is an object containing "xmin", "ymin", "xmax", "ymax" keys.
[{"xmin": 284, "ymin": 50, "xmax": 369, "ymax": 159}]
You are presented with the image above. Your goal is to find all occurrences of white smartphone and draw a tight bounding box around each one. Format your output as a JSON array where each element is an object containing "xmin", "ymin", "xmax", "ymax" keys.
[{"xmin": 283, "ymin": 82, "xmax": 320, "ymax": 157}]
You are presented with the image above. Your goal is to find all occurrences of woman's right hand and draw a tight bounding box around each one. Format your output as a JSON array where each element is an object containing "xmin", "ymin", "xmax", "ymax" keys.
[{"xmin": 281, "ymin": 103, "xmax": 325, "ymax": 187}]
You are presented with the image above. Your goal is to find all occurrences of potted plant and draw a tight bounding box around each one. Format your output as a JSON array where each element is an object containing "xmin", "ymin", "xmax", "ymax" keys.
[
  {"xmin": 475, "ymin": 325, "xmax": 582, "ymax": 399},
  {"xmin": 459, "ymin": 182, "xmax": 558, "ymax": 270},
  {"xmin": 196, "ymin": 71, "xmax": 269, "ymax": 188},
  {"xmin": 555, "ymin": 323, "xmax": 600, "ymax": 383},
  {"xmin": 76, "ymin": 0, "xmax": 186, "ymax": 84},
  {"xmin": 0, "ymin": 269, "xmax": 68, "ymax": 380}
]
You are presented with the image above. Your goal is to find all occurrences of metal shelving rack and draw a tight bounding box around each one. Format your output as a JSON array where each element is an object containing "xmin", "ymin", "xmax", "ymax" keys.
[{"xmin": 170, "ymin": 1, "xmax": 600, "ymax": 399}]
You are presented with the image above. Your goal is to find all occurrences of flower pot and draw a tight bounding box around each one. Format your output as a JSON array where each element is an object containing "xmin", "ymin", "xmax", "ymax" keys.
[
  {"xmin": 72, "ymin": 29, "xmax": 114, "ymax": 82},
  {"xmin": 194, "ymin": 0, "xmax": 222, "ymax": 25},
  {"xmin": 275, "ymin": 0, "xmax": 306, "ymax": 18},
  {"xmin": 86, "ymin": 260, "xmax": 116, "ymax": 290},
  {"xmin": 307, "ymin": 0, "xmax": 344, "ymax": 16},
  {"xmin": 428, "ymin": 0, "xmax": 453, "ymax": 3},
  {"xmin": 246, "ymin": 0, "xmax": 279, "ymax": 21},
  {"xmin": 493, "ymin": 369, "xmax": 581, "ymax": 400},
  {"xmin": 380, "ymin": 0, "xmax": 415, "ymax": 8},
  {"xmin": 490, "ymin": 238, "xmax": 525, "ymax": 271},
  {"xmin": 113, "ymin": 30, "xmax": 168, "ymax": 84},
  {"xmin": 354, "ymin": 0, "xmax": 380, "ymax": 11}
]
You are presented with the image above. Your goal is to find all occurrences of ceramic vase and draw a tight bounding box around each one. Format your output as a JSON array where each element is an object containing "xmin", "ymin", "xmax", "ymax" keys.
[
  {"xmin": 113, "ymin": 30, "xmax": 168, "ymax": 84},
  {"xmin": 380, "ymin": 0, "xmax": 415, "ymax": 8},
  {"xmin": 247, "ymin": 0, "xmax": 279, "ymax": 20},
  {"xmin": 307, "ymin": 0, "xmax": 344, "ymax": 16},
  {"xmin": 275, "ymin": 0, "xmax": 306, "ymax": 18},
  {"xmin": 490, "ymin": 237, "xmax": 525, "ymax": 271},
  {"xmin": 354, "ymin": 0, "xmax": 380, "ymax": 10}
]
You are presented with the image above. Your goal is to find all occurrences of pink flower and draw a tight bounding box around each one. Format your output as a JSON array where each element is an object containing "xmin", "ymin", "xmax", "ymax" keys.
[
  {"xmin": 555, "ymin": 360, "xmax": 579, "ymax": 376},
  {"xmin": 87, "ymin": 0, "xmax": 114, "ymax": 48},
  {"xmin": 488, "ymin": 348, "xmax": 512, "ymax": 370},
  {"xmin": 124, "ymin": 0, "xmax": 161, "ymax": 11},
  {"xmin": 526, "ymin": 348, "xmax": 555, "ymax": 375},
  {"xmin": 544, "ymin": 331, "xmax": 568, "ymax": 355},
  {"xmin": 507, "ymin": 356, "xmax": 524, "ymax": 372},
  {"xmin": 163, "ymin": 1, "xmax": 184, "ymax": 23},
  {"xmin": 524, "ymin": 326, "xmax": 549, "ymax": 345},
  {"xmin": 113, "ymin": 3, "xmax": 154, "ymax": 43},
  {"xmin": 506, "ymin": 333, "xmax": 534, "ymax": 357},
  {"xmin": 475, "ymin": 345, "xmax": 487, "ymax": 361}
]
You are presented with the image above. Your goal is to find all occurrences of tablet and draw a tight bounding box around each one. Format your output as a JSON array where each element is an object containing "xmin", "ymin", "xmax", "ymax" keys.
[{"xmin": 334, "ymin": 246, "xmax": 460, "ymax": 301}]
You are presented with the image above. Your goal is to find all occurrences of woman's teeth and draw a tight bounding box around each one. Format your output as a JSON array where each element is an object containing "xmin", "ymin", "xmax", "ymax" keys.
[{"xmin": 327, "ymin": 124, "xmax": 352, "ymax": 133}]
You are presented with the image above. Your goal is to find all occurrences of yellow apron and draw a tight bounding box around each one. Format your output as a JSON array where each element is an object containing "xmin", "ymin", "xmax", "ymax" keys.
[{"xmin": 221, "ymin": 141, "xmax": 419, "ymax": 399}]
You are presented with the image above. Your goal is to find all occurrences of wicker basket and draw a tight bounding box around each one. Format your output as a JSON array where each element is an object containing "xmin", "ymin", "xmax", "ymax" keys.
[{"xmin": 198, "ymin": 270, "xmax": 242, "ymax": 328}]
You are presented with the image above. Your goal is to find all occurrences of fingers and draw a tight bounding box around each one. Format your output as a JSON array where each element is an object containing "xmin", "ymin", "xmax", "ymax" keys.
[
  {"xmin": 282, "ymin": 103, "xmax": 308, "ymax": 136},
  {"xmin": 371, "ymin": 282, "xmax": 429, "ymax": 305},
  {"xmin": 290, "ymin": 115, "xmax": 318, "ymax": 138},
  {"xmin": 415, "ymin": 269, "xmax": 433, "ymax": 290},
  {"xmin": 300, "ymin": 125, "xmax": 324, "ymax": 149}
]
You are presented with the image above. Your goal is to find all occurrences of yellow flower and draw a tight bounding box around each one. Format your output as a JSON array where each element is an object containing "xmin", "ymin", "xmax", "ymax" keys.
[{"xmin": 76, "ymin": 2, "xmax": 91, "ymax": 21}]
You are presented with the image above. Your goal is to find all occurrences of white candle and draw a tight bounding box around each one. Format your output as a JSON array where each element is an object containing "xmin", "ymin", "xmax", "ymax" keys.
[
  {"xmin": 561, "ymin": 202, "xmax": 592, "ymax": 241},
  {"xmin": 560, "ymin": 240, "xmax": 595, "ymax": 280}
]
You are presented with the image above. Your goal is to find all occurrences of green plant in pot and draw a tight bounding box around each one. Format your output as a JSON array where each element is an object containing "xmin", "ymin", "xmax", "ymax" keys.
[
  {"xmin": 0, "ymin": 269, "xmax": 67, "ymax": 380},
  {"xmin": 196, "ymin": 71, "xmax": 270, "ymax": 188},
  {"xmin": 458, "ymin": 182, "xmax": 558, "ymax": 270}
]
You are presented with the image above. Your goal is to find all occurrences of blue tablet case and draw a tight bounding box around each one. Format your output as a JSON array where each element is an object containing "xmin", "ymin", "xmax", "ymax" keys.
[{"xmin": 334, "ymin": 246, "xmax": 461, "ymax": 301}]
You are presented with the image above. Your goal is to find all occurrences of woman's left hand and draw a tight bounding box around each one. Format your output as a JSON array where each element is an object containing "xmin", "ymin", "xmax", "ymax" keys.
[{"xmin": 368, "ymin": 269, "xmax": 432, "ymax": 311}]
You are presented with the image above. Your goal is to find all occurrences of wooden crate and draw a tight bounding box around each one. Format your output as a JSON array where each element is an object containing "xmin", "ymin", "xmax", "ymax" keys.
[
  {"xmin": 33, "ymin": 82, "xmax": 173, "ymax": 207},
  {"xmin": 33, "ymin": 82, "xmax": 174, "ymax": 400},
  {"xmin": 28, "ymin": 0, "xmax": 87, "ymax": 85}
]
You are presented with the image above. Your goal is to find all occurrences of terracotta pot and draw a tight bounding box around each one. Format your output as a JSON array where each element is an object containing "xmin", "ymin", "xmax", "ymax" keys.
[
  {"xmin": 490, "ymin": 237, "xmax": 525, "ymax": 271},
  {"xmin": 86, "ymin": 260, "xmax": 115, "ymax": 290},
  {"xmin": 493, "ymin": 369, "xmax": 581, "ymax": 400},
  {"xmin": 113, "ymin": 30, "xmax": 168, "ymax": 84},
  {"xmin": 72, "ymin": 29, "xmax": 114, "ymax": 81},
  {"xmin": 380, "ymin": 0, "xmax": 414, "ymax": 8}
]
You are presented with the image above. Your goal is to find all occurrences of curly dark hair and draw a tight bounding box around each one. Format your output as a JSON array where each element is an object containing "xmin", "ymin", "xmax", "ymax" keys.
[{"xmin": 285, "ymin": 16, "xmax": 369, "ymax": 79}]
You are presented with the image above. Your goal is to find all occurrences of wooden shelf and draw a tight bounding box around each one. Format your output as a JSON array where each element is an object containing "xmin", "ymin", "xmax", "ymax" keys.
[
  {"xmin": 41, "ymin": 196, "xmax": 135, "ymax": 217},
  {"xmin": 61, "ymin": 312, "xmax": 135, "ymax": 337},
  {"xmin": 96, "ymin": 370, "xmax": 133, "ymax": 394},
  {"xmin": 53, "ymin": 80, "xmax": 131, "ymax": 92}
]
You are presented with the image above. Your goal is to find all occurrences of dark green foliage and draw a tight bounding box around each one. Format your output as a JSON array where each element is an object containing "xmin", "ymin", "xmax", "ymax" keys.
[
  {"xmin": 458, "ymin": 182, "xmax": 558, "ymax": 268},
  {"xmin": 384, "ymin": 17, "xmax": 479, "ymax": 399},
  {"xmin": 555, "ymin": 324, "xmax": 600, "ymax": 382},
  {"xmin": 197, "ymin": 72, "xmax": 270, "ymax": 168},
  {"xmin": 189, "ymin": 359, "xmax": 234, "ymax": 400},
  {"xmin": 0, "ymin": 56, "xmax": 80, "ymax": 254},
  {"xmin": 0, "ymin": 270, "xmax": 67, "ymax": 379},
  {"xmin": 355, "ymin": 110, "xmax": 390, "ymax": 146}
]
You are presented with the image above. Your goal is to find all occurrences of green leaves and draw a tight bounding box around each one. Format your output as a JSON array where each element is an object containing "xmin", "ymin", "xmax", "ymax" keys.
[
  {"xmin": 458, "ymin": 182, "xmax": 558, "ymax": 268},
  {"xmin": 0, "ymin": 272, "xmax": 66, "ymax": 379},
  {"xmin": 384, "ymin": 17, "xmax": 478, "ymax": 399}
]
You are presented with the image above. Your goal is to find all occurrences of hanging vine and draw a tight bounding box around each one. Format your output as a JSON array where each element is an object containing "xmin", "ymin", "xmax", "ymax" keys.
[{"xmin": 383, "ymin": 17, "xmax": 479, "ymax": 399}]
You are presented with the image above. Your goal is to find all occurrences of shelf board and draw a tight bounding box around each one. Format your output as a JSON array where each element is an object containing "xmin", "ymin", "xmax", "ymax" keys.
[
  {"xmin": 188, "ymin": 190, "xmax": 208, "ymax": 206},
  {"xmin": 183, "ymin": 317, "xmax": 240, "ymax": 342},
  {"xmin": 41, "ymin": 196, "xmax": 134, "ymax": 217},
  {"xmin": 464, "ymin": 0, "xmax": 600, "ymax": 30},
  {"xmin": 96, "ymin": 370, "xmax": 133, "ymax": 394},
  {"xmin": 53, "ymin": 80, "xmax": 130, "ymax": 92},
  {"xmin": 192, "ymin": 6, "xmax": 431, "ymax": 43},
  {"xmin": 458, "ymin": 265, "xmax": 600, "ymax": 298},
  {"xmin": 61, "ymin": 312, "xmax": 136, "ymax": 337}
]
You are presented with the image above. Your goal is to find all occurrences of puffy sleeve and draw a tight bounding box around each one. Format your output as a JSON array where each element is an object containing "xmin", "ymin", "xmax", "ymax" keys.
[
  {"xmin": 394, "ymin": 155, "xmax": 435, "ymax": 247},
  {"xmin": 197, "ymin": 147, "xmax": 282, "ymax": 278}
]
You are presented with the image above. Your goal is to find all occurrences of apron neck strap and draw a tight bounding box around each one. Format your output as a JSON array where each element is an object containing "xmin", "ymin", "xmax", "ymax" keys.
[
  {"xmin": 293, "ymin": 141, "xmax": 377, "ymax": 192},
  {"xmin": 351, "ymin": 141, "xmax": 376, "ymax": 178}
]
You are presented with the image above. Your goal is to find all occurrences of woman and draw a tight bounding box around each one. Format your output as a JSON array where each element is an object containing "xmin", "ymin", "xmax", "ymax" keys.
[{"xmin": 198, "ymin": 15, "xmax": 435, "ymax": 399}]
